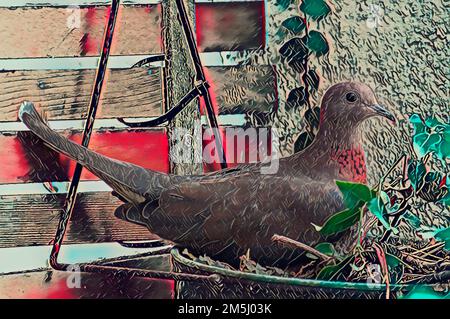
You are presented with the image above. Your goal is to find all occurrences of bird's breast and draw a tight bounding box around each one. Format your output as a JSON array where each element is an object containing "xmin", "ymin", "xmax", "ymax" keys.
[{"xmin": 330, "ymin": 146, "xmax": 367, "ymax": 184}]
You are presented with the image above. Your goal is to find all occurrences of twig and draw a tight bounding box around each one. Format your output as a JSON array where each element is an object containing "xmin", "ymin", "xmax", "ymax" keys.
[
  {"xmin": 373, "ymin": 243, "xmax": 390, "ymax": 299},
  {"xmin": 406, "ymin": 270, "xmax": 450, "ymax": 284},
  {"xmin": 271, "ymin": 234, "xmax": 332, "ymax": 261},
  {"xmin": 403, "ymin": 252, "xmax": 441, "ymax": 264},
  {"xmin": 376, "ymin": 154, "xmax": 407, "ymax": 190},
  {"xmin": 410, "ymin": 242, "xmax": 444, "ymax": 257}
]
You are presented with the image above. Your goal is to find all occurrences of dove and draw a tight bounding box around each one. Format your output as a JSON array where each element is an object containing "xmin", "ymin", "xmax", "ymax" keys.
[{"xmin": 19, "ymin": 81, "xmax": 395, "ymax": 267}]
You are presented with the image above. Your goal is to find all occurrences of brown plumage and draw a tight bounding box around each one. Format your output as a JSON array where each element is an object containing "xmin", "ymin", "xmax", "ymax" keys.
[{"xmin": 19, "ymin": 81, "xmax": 395, "ymax": 267}]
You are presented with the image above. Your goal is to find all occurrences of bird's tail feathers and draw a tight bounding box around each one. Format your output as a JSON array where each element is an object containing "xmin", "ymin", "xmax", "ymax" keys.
[{"xmin": 19, "ymin": 101, "xmax": 169, "ymax": 203}]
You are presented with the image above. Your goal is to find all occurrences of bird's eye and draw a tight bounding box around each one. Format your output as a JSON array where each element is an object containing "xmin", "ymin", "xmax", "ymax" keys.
[{"xmin": 345, "ymin": 92, "xmax": 358, "ymax": 103}]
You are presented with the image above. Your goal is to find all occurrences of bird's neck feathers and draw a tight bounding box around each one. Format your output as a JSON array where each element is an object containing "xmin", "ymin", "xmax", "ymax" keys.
[{"xmin": 291, "ymin": 122, "xmax": 368, "ymax": 184}]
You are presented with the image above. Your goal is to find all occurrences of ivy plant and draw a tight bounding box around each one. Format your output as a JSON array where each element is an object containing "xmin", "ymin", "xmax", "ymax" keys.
[
  {"xmin": 278, "ymin": 0, "xmax": 332, "ymax": 152},
  {"xmin": 313, "ymin": 114, "xmax": 449, "ymax": 249}
]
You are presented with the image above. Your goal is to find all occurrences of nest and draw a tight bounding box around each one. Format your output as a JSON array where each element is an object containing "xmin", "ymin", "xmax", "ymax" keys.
[{"xmin": 181, "ymin": 214, "xmax": 450, "ymax": 299}]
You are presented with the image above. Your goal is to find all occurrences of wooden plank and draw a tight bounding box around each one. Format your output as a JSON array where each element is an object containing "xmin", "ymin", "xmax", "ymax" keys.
[
  {"xmin": 0, "ymin": 5, "xmax": 162, "ymax": 58},
  {"xmin": 0, "ymin": 65, "xmax": 275, "ymax": 122},
  {"xmin": 0, "ymin": 67, "xmax": 162, "ymax": 121},
  {"xmin": 0, "ymin": 192, "xmax": 157, "ymax": 248},
  {"xmin": 205, "ymin": 65, "xmax": 277, "ymax": 114},
  {"xmin": 0, "ymin": 129, "xmax": 169, "ymax": 184},
  {"xmin": 163, "ymin": 0, "xmax": 203, "ymax": 176},
  {"xmin": 195, "ymin": 1, "xmax": 265, "ymax": 52},
  {"xmin": 0, "ymin": 115, "xmax": 246, "ymax": 132},
  {"xmin": 0, "ymin": 55, "xmax": 164, "ymax": 70}
]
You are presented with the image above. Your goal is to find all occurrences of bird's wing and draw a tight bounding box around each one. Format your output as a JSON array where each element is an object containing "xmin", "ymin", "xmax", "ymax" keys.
[
  {"xmin": 115, "ymin": 173, "xmax": 345, "ymax": 258},
  {"xmin": 19, "ymin": 102, "xmax": 174, "ymax": 203}
]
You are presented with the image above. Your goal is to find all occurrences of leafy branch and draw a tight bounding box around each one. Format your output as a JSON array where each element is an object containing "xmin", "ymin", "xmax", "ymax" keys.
[
  {"xmin": 306, "ymin": 114, "xmax": 450, "ymax": 284},
  {"xmin": 277, "ymin": 0, "xmax": 331, "ymax": 152}
]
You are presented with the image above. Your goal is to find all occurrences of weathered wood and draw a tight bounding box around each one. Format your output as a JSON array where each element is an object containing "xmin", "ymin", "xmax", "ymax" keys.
[
  {"xmin": 0, "ymin": 65, "xmax": 275, "ymax": 122},
  {"xmin": 0, "ymin": 68, "xmax": 162, "ymax": 121},
  {"xmin": 163, "ymin": 0, "xmax": 203, "ymax": 175},
  {"xmin": 0, "ymin": 192, "xmax": 157, "ymax": 248},
  {"xmin": 0, "ymin": 129, "xmax": 169, "ymax": 184},
  {"xmin": 195, "ymin": 1, "xmax": 265, "ymax": 52},
  {"xmin": 206, "ymin": 65, "xmax": 276, "ymax": 114},
  {"xmin": 0, "ymin": 5, "xmax": 162, "ymax": 58}
]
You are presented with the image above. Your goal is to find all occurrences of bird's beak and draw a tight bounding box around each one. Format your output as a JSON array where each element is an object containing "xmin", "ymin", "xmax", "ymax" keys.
[{"xmin": 368, "ymin": 104, "xmax": 396, "ymax": 123}]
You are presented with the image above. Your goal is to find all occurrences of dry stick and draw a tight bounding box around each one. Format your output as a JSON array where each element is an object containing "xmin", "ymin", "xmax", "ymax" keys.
[
  {"xmin": 407, "ymin": 270, "xmax": 450, "ymax": 284},
  {"xmin": 404, "ymin": 253, "xmax": 440, "ymax": 265},
  {"xmin": 403, "ymin": 244, "xmax": 443, "ymax": 263},
  {"xmin": 373, "ymin": 243, "xmax": 390, "ymax": 300},
  {"xmin": 414, "ymin": 250, "xmax": 443, "ymax": 262},
  {"xmin": 410, "ymin": 241, "xmax": 445, "ymax": 256},
  {"xmin": 271, "ymin": 234, "xmax": 332, "ymax": 262},
  {"xmin": 375, "ymin": 153, "xmax": 407, "ymax": 190}
]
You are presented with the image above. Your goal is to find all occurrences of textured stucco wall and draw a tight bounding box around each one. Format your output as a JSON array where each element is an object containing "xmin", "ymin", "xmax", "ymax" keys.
[{"xmin": 316, "ymin": 0, "xmax": 448, "ymax": 182}]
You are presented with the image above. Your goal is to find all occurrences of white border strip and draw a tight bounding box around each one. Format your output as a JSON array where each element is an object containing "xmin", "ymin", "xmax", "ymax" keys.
[
  {"xmin": 0, "ymin": 114, "xmax": 246, "ymax": 132},
  {"xmin": 0, "ymin": 117, "xmax": 158, "ymax": 132},
  {"xmin": 0, "ymin": 0, "xmax": 262, "ymax": 7},
  {"xmin": 0, "ymin": 55, "xmax": 164, "ymax": 71},
  {"xmin": 200, "ymin": 51, "xmax": 253, "ymax": 67},
  {"xmin": 0, "ymin": 180, "xmax": 112, "ymax": 196},
  {"xmin": 0, "ymin": 51, "xmax": 256, "ymax": 70},
  {"xmin": 0, "ymin": 0, "xmax": 161, "ymax": 7},
  {"xmin": 201, "ymin": 114, "xmax": 246, "ymax": 126},
  {"xmin": 0, "ymin": 242, "xmax": 171, "ymax": 275}
]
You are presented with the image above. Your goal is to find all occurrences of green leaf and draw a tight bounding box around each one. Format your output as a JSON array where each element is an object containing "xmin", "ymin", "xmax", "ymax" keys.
[
  {"xmin": 286, "ymin": 87, "xmax": 307, "ymax": 111},
  {"xmin": 435, "ymin": 227, "xmax": 450, "ymax": 243},
  {"xmin": 425, "ymin": 116, "xmax": 444, "ymax": 128},
  {"xmin": 315, "ymin": 242, "xmax": 335, "ymax": 255},
  {"xmin": 279, "ymin": 37, "xmax": 308, "ymax": 73},
  {"xmin": 436, "ymin": 134, "xmax": 450, "ymax": 162},
  {"xmin": 410, "ymin": 114, "xmax": 450, "ymax": 162},
  {"xmin": 385, "ymin": 253, "xmax": 404, "ymax": 284},
  {"xmin": 407, "ymin": 159, "xmax": 426, "ymax": 191},
  {"xmin": 415, "ymin": 133, "xmax": 442, "ymax": 158},
  {"xmin": 317, "ymin": 256, "xmax": 353, "ymax": 280},
  {"xmin": 385, "ymin": 253, "xmax": 402, "ymax": 269},
  {"xmin": 318, "ymin": 207, "xmax": 361, "ymax": 236},
  {"xmin": 421, "ymin": 171, "xmax": 449, "ymax": 202},
  {"xmin": 440, "ymin": 181, "xmax": 450, "ymax": 206},
  {"xmin": 379, "ymin": 191, "xmax": 400, "ymax": 214},
  {"xmin": 276, "ymin": 0, "xmax": 294, "ymax": 11},
  {"xmin": 409, "ymin": 114, "xmax": 425, "ymax": 132},
  {"xmin": 335, "ymin": 180, "xmax": 376, "ymax": 208},
  {"xmin": 367, "ymin": 196, "xmax": 398, "ymax": 234},
  {"xmin": 427, "ymin": 227, "xmax": 450, "ymax": 250},
  {"xmin": 300, "ymin": 0, "xmax": 331, "ymax": 20},
  {"xmin": 281, "ymin": 16, "xmax": 306, "ymax": 34},
  {"xmin": 305, "ymin": 69, "xmax": 320, "ymax": 92},
  {"xmin": 306, "ymin": 242, "xmax": 335, "ymax": 259},
  {"xmin": 402, "ymin": 211, "xmax": 422, "ymax": 229},
  {"xmin": 304, "ymin": 30, "xmax": 329, "ymax": 56},
  {"xmin": 401, "ymin": 286, "xmax": 450, "ymax": 299}
]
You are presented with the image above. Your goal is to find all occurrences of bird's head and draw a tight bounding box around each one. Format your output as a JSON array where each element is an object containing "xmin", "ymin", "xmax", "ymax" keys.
[{"xmin": 319, "ymin": 82, "xmax": 395, "ymax": 130}]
